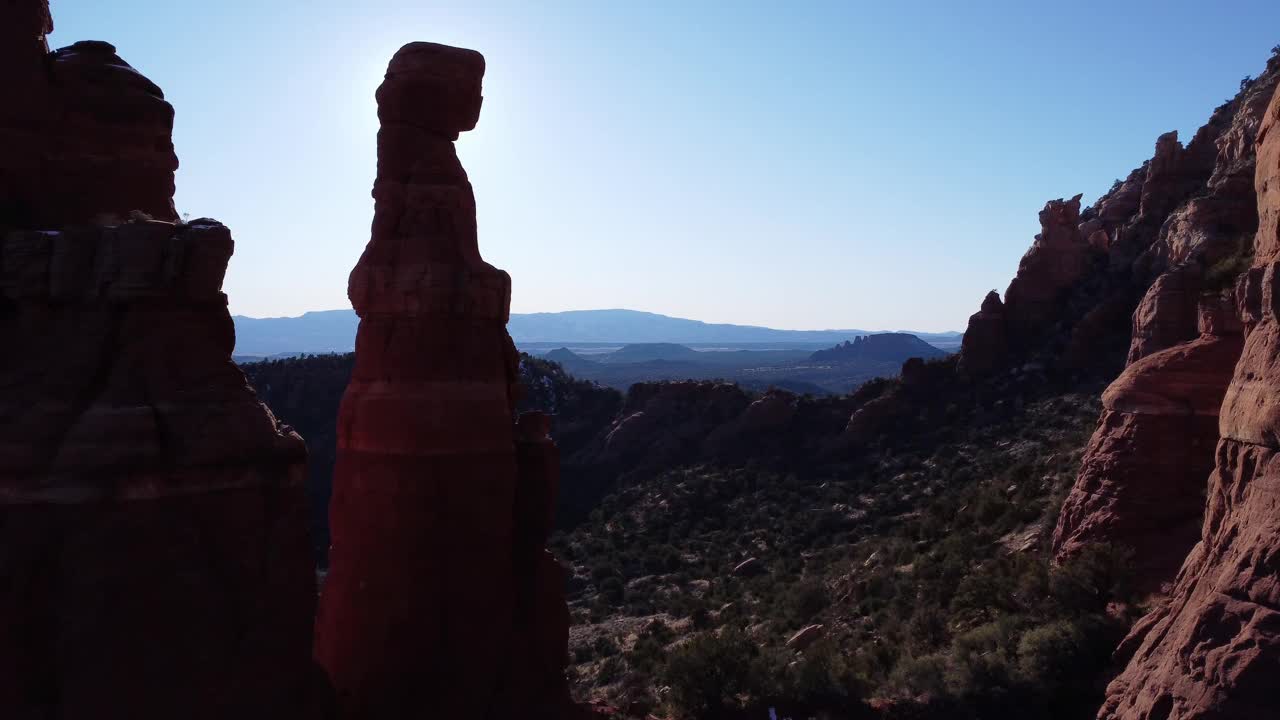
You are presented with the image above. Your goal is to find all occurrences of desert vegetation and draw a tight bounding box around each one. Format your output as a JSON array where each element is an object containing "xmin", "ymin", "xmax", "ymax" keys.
[{"xmin": 555, "ymin": 374, "xmax": 1137, "ymax": 719}]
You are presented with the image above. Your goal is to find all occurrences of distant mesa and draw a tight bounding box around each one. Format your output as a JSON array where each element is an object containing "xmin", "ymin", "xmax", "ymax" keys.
[
  {"xmin": 543, "ymin": 347, "xmax": 596, "ymax": 369},
  {"xmin": 523, "ymin": 336, "xmax": 949, "ymax": 395},
  {"xmin": 809, "ymin": 333, "xmax": 948, "ymax": 364},
  {"xmin": 231, "ymin": 307, "xmax": 961, "ymax": 356},
  {"xmin": 594, "ymin": 343, "xmax": 702, "ymax": 364}
]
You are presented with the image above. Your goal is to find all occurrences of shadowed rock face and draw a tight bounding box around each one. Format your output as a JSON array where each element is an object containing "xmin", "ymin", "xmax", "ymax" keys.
[
  {"xmin": 959, "ymin": 290, "xmax": 1007, "ymax": 375},
  {"xmin": 0, "ymin": 8, "xmax": 179, "ymax": 229},
  {"xmin": 1097, "ymin": 73, "xmax": 1280, "ymax": 720},
  {"xmin": 0, "ymin": 3, "xmax": 321, "ymax": 717},
  {"xmin": 313, "ymin": 42, "xmax": 577, "ymax": 719}
]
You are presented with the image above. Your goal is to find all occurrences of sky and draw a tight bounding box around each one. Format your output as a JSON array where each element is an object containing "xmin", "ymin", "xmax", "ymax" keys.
[{"xmin": 49, "ymin": 0, "xmax": 1280, "ymax": 332}]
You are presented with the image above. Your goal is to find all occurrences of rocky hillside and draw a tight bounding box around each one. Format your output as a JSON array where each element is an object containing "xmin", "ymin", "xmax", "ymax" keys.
[{"xmin": 549, "ymin": 46, "xmax": 1280, "ymax": 720}]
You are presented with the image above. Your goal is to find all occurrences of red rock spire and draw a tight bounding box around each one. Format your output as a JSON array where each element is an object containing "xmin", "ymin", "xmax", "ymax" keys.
[{"xmin": 314, "ymin": 42, "xmax": 578, "ymax": 718}]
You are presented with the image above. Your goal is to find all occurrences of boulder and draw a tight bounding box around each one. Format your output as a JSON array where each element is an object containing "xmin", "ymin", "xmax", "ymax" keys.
[
  {"xmin": 785, "ymin": 624, "xmax": 825, "ymax": 651},
  {"xmin": 732, "ymin": 558, "xmax": 763, "ymax": 577}
]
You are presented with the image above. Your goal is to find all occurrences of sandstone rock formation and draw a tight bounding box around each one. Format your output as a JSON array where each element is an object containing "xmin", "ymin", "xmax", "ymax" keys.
[
  {"xmin": 1002, "ymin": 194, "xmax": 1095, "ymax": 344},
  {"xmin": 0, "ymin": 4, "xmax": 322, "ymax": 717},
  {"xmin": 1051, "ymin": 63, "xmax": 1280, "ymax": 597},
  {"xmin": 957, "ymin": 68, "xmax": 1271, "ymax": 382},
  {"xmin": 1051, "ymin": 293, "xmax": 1242, "ymax": 592},
  {"xmin": 312, "ymin": 42, "xmax": 577, "ymax": 719},
  {"xmin": 1, "ymin": 6, "xmax": 178, "ymax": 230},
  {"xmin": 959, "ymin": 290, "xmax": 1008, "ymax": 375},
  {"xmin": 0, "ymin": 221, "xmax": 320, "ymax": 719},
  {"xmin": 1097, "ymin": 65, "xmax": 1280, "ymax": 720}
]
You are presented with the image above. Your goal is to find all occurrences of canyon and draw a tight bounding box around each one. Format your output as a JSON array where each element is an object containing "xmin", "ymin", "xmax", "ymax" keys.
[{"xmin": 4, "ymin": 1, "xmax": 1280, "ymax": 719}]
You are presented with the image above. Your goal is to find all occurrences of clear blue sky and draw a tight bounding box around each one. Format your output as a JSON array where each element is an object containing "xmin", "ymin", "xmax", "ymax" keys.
[{"xmin": 51, "ymin": 0, "xmax": 1280, "ymax": 332}]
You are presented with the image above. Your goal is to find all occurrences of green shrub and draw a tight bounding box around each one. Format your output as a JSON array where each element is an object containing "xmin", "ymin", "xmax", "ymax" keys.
[
  {"xmin": 946, "ymin": 620, "xmax": 1020, "ymax": 699},
  {"xmin": 1205, "ymin": 236, "xmax": 1254, "ymax": 290},
  {"xmin": 597, "ymin": 655, "xmax": 625, "ymax": 684},
  {"xmin": 906, "ymin": 606, "xmax": 949, "ymax": 653},
  {"xmin": 787, "ymin": 578, "xmax": 830, "ymax": 625},
  {"xmin": 1015, "ymin": 619, "xmax": 1091, "ymax": 692},
  {"xmin": 887, "ymin": 653, "xmax": 948, "ymax": 697},
  {"xmin": 662, "ymin": 628, "xmax": 762, "ymax": 718},
  {"xmin": 592, "ymin": 635, "xmax": 619, "ymax": 658},
  {"xmin": 776, "ymin": 640, "xmax": 863, "ymax": 707},
  {"xmin": 1049, "ymin": 543, "xmax": 1133, "ymax": 614}
]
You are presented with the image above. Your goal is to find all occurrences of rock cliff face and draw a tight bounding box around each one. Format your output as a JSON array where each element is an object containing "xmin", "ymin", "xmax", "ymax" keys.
[
  {"xmin": 1097, "ymin": 65, "xmax": 1280, "ymax": 720},
  {"xmin": 1051, "ymin": 294, "xmax": 1242, "ymax": 592},
  {"xmin": 958, "ymin": 66, "xmax": 1273, "ymax": 382},
  {"xmin": 0, "ymin": 3, "xmax": 321, "ymax": 717},
  {"xmin": 0, "ymin": 5, "xmax": 178, "ymax": 230},
  {"xmin": 312, "ymin": 43, "xmax": 577, "ymax": 719},
  {"xmin": 1052, "ymin": 62, "xmax": 1280, "ymax": 595}
]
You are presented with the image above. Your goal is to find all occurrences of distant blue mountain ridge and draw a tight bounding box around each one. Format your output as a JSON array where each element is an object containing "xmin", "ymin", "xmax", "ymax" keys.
[{"xmin": 231, "ymin": 308, "xmax": 962, "ymax": 358}]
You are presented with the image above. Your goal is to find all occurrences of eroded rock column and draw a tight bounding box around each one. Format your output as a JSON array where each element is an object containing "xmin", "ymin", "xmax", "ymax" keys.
[{"xmin": 314, "ymin": 42, "xmax": 576, "ymax": 719}]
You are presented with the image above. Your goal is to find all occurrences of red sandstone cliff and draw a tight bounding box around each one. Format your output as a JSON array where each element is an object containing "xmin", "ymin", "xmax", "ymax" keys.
[
  {"xmin": 1051, "ymin": 61, "xmax": 1280, "ymax": 595},
  {"xmin": 1096, "ymin": 64, "xmax": 1280, "ymax": 720},
  {"xmin": 0, "ymin": 6, "xmax": 178, "ymax": 228},
  {"xmin": 312, "ymin": 42, "xmax": 578, "ymax": 719},
  {"xmin": 0, "ymin": 3, "xmax": 321, "ymax": 717}
]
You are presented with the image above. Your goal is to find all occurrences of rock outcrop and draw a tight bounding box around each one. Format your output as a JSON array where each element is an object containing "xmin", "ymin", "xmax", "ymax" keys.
[
  {"xmin": 0, "ymin": 4, "xmax": 321, "ymax": 717},
  {"xmin": 1051, "ymin": 293, "xmax": 1242, "ymax": 592},
  {"xmin": 959, "ymin": 290, "xmax": 1008, "ymax": 375},
  {"xmin": 0, "ymin": 6, "xmax": 178, "ymax": 230},
  {"xmin": 1051, "ymin": 63, "xmax": 1280, "ymax": 596},
  {"xmin": 1097, "ymin": 64, "xmax": 1280, "ymax": 720},
  {"xmin": 1002, "ymin": 194, "xmax": 1095, "ymax": 345},
  {"xmin": 956, "ymin": 70, "xmax": 1269, "ymax": 383},
  {"xmin": 590, "ymin": 381, "xmax": 753, "ymax": 470},
  {"xmin": 312, "ymin": 42, "xmax": 577, "ymax": 719}
]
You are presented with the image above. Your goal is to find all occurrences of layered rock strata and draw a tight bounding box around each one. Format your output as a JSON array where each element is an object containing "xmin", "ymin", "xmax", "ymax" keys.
[
  {"xmin": 0, "ymin": 4, "xmax": 321, "ymax": 717},
  {"xmin": 1051, "ymin": 293, "xmax": 1242, "ymax": 592},
  {"xmin": 0, "ymin": 7, "xmax": 178, "ymax": 230},
  {"xmin": 0, "ymin": 222, "xmax": 319, "ymax": 720},
  {"xmin": 1097, "ymin": 67, "xmax": 1280, "ymax": 720},
  {"xmin": 957, "ymin": 64, "xmax": 1276, "ymax": 381},
  {"xmin": 313, "ymin": 42, "xmax": 576, "ymax": 719},
  {"xmin": 1052, "ymin": 63, "xmax": 1280, "ymax": 594}
]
